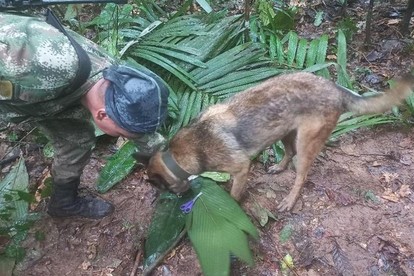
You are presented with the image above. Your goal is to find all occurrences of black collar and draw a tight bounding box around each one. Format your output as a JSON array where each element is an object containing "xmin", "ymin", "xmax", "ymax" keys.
[{"xmin": 161, "ymin": 151, "xmax": 192, "ymax": 180}]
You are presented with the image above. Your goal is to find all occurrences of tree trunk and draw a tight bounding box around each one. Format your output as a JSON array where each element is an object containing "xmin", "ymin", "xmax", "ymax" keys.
[
  {"xmin": 364, "ymin": 0, "xmax": 375, "ymax": 45},
  {"xmin": 401, "ymin": 0, "xmax": 414, "ymax": 35},
  {"xmin": 243, "ymin": 0, "xmax": 252, "ymax": 40}
]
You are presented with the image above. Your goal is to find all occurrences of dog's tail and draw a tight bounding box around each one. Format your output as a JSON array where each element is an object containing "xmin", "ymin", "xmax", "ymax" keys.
[{"xmin": 341, "ymin": 74, "xmax": 414, "ymax": 115}]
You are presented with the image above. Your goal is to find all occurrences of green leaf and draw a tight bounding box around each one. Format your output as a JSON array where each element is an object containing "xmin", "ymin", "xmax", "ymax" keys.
[
  {"xmin": 275, "ymin": 35, "xmax": 285, "ymax": 65},
  {"xmin": 365, "ymin": 190, "xmax": 380, "ymax": 204},
  {"xmin": 187, "ymin": 178, "xmax": 258, "ymax": 276},
  {"xmin": 15, "ymin": 191, "xmax": 35, "ymax": 204},
  {"xmin": 42, "ymin": 142, "xmax": 54, "ymax": 158},
  {"xmin": 272, "ymin": 141, "xmax": 285, "ymax": 163},
  {"xmin": 190, "ymin": 178, "xmax": 258, "ymax": 238},
  {"xmin": 96, "ymin": 141, "xmax": 137, "ymax": 193},
  {"xmin": 304, "ymin": 62, "xmax": 335, "ymax": 73},
  {"xmin": 143, "ymin": 192, "xmax": 191, "ymax": 269},
  {"xmin": 280, "ymin": 253, "xmax": 294, "ymax": 271},
  {"xmin": 5, "ymin": 244, "xmax": 25, "ymax": 261},
  {"xmin": 336, "ymin": 29, "xmax": 352, "ymax": 88},
  {"xmin": 286, "ymin": 31, "xmax": 298, "ymax": 66},
  {"xmin": 316, "ymin": 34, "xmax": 330, "ymax": 78},
  {"xmin": 200, "ymin": 172, "xmax": 231, "ymax": 182},
  {"xmin": 331, "ymin": 113, "xmax": 397, "ymax": 141},
  {"xmin": 170, "ymin": 91, "xmax": 191, "ymax": 136},
  {"xmin": 279, "ymin": 224, "xmax": 294, "ymax": 243},
  {"xmin": 190, "ymin": 92, "xmax": 204, "ymax": 120},
  {"xmin": 137, "ymin": 45, "xmax": 207, "ymax": 68},
  {"xmin": 0, "ymin": 255, "xmax": 15, "ymax": 276},
  {"xmin": 131, "ymin": 49, "xmax": 197, "ymax": 90},
  {"xmin": 0, "ymin": 158, "xmax": 29, "ymax": 222},
  {"xmin": 272, "ymin": 8, "xmax": 297, "ymax": 31},
  {"xmin": 35, "ymin": 231, "xmax": 46, "ymax": 241},
  {"xmin": 314, "ymin": 11, "xmax": 324, "ymax": 27},
  {"xmin": 252, "ymin": 201, "xmax": 277, "ymax": 227},
  {"xmin": 305, "ymin": 38, "xmax": 319, "ymax": 68},
  {"xmin": 195, "ymin": 0, "xmax": 213, "ymax": 13},
  {"xmin": 40, "ymin": 178, "xmax": 53, "ymax": 198},
  {"xmin": 182, "ymin": 91, "xmax": 197, "ymax": 127},
  {"xmin": 295, "ymin": 39, "xmax": 308, "ymax": 68},
  {"xmin": 63, "ymin": 4, "xmax": 78, "ymax": 21},
  {"xmin": 269, "ymin": 34, "xmax": 278, "ymax": 60}
]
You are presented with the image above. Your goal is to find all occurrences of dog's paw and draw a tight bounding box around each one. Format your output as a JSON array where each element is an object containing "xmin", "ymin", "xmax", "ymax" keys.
[
  {"xmin": 267, "ymin": 164, "xmax": 286, "ymax": 174},
  {"xmin": 277, "ymin": 196, "xmax": 296, "ymax": 212}
]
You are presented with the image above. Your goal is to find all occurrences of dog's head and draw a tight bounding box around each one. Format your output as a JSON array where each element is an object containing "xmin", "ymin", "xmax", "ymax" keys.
[{"xmin": 147, "ymin": 151, "xmax": 191, "ymax": 194}]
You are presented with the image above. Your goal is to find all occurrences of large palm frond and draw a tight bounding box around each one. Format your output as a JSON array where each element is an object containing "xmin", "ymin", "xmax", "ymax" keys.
[{"xmin": 125, "ymin": 15, "xmax": 284, "ymax": 137}]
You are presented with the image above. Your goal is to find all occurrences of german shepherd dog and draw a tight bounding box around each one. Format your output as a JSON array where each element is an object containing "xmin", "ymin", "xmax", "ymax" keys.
[{"xmin": 146, "ymin": 72, "xmax": 413, "ymax": 211}]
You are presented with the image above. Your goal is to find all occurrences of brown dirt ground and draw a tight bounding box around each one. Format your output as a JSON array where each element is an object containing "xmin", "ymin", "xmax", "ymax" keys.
[
  {"xmin": 2, "ymin": 1, "xmax": 414, "ymax": 275},
  {"xmin": 10, "ymin": 125, "xmax": 414, "ymax": 276}
]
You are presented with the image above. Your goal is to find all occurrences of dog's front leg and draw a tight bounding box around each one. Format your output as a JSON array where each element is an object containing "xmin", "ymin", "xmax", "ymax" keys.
[
  {"xmin": 229, "ymin": 162, "xmax": 251, "ymax": 201},
  {"xmin": 278, "ymin": 175, "xmax": 305, "ymax": 211}
]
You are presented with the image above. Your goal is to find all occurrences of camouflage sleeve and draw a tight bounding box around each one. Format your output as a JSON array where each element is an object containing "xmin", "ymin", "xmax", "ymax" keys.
[
  {"xmin": 130, "ymin": 132, "xmax": 167, "ymax": 157},
  {"xmin": 0, "ymin": 13, "xmax": 78, "ymax": 102}
]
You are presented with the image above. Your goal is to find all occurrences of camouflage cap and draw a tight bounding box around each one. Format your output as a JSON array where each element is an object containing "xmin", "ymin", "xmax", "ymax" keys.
[{"xmin": 103, "ymin": 65, "xmax": 169, "ymax": 134}]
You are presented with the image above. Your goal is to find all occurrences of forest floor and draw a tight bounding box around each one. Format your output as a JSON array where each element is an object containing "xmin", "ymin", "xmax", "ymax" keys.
[{"xmin": 1, "ymin": 0, "xmax": 414, "ymax": 275}]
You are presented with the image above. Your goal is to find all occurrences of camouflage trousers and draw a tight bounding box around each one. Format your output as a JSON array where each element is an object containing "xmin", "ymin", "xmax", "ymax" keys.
[
  {"xmin": 37, "ymin": 116, "xmax": 95, "ymax": 184},
  {"xmin": 0, "ymin": 104, "xmax": 95, "ymax": 184}
]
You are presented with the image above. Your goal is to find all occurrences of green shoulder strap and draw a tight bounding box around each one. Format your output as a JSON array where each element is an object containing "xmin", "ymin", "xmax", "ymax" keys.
[{"xmin": 45, "ymin": 9, "xmax": 92, "ymax": 93}]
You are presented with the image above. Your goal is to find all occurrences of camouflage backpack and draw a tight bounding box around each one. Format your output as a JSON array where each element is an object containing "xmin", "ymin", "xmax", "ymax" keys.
[{"xmin": 0, "ymin": 11, "xmax": 115, "ymax": 122}]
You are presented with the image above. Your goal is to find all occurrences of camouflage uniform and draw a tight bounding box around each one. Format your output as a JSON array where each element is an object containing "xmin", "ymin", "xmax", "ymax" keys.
[{"xmin": 0, "ymin": 13, "xmax": 164, "ymax": 195}]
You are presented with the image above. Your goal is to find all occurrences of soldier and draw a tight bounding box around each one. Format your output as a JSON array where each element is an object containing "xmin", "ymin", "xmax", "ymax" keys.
[{"xmin": 0, "ymin": 12, "xmax": 169, "ymax": 219}]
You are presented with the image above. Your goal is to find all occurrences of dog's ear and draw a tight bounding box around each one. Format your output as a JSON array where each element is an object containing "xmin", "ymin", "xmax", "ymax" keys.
[{"xmin": 132, "ymin": 152, "xmax": 151, "ymax": 166}]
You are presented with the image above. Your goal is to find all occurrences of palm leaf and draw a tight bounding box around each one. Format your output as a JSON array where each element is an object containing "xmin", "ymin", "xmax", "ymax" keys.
[
  {"xmin": 295, "ymin": 38, "xmax": 308, "ymax": 68},
  {"xmin": 286, "ymin": 31, "xmax": 298, "ymax": 66},
  {"xmin": 336, "ymin": 29, "xmax": 352, "ymax": 88},
  {"xmin": 331, "ymin": 113, "xmax": 398, "ymax": 141},
  {"xmin": 316, "ymin": 34, "xmax": 329, "ymax": 78},
  {"xmin": 305, "ymin": 38, "xmax": 319, "ymax": 68}
]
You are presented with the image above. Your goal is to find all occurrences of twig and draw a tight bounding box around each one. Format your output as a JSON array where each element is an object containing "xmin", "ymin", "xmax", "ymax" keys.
[
  {"xmin": 130, "ymin": 239, "xmax": 145, "ymax": 276},
  {"xmin": 0, "ymin": 122, "xmax": 10, "ymax": 132},
  {"xmin": 0, "ymin": 153, "xmax": 20, "ymax": 166},
  {"xmin": 0, "ymin": 126, "xmax": 37, "ymax": 161},
  {"xmin": 143, "ymin": 229, "xmax": 187, "ymax": 276}
]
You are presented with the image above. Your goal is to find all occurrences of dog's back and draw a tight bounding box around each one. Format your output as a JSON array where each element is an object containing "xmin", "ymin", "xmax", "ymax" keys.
[{"xmin": 188, "ymin": 72, "xmax": 412, "ymax": 158}]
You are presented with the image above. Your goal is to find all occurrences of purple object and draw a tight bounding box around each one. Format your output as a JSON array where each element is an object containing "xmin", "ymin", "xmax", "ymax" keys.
[{"xmin": 180, "ymin": 192, "xmax": 203, "ymax": 214}]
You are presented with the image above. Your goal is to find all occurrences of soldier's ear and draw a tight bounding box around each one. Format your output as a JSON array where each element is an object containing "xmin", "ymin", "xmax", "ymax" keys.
[{"xmin": 96, "ymin": 108, "xmax": 108, "ymax": 121}]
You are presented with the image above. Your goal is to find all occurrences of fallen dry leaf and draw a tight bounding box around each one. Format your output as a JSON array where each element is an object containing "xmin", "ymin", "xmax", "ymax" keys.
[
  {"xmin": 31, "ymin": 168, "xmax": 51, "ymax": 210},
  {"xmin": 327, "ymin": 54, "xmax": 337, "ymax": 60},
  {"xmin": 398, "ymin": 138, "xmax": 412, "ymax": 148},
  {"xmin": 325, "ymin": 188, "xmax": 356, "ymax": 206},
  {"xmin": 372, "ymin": 161, "xmax": 382, "ymax": 167},
  {"xmin": 387, "ymin": 19, "xmax": 400, "ymax": 25},
  {"xmin": 398, "ymin": 184, "xmax": 412, "ymax": 198},
  {"xmin": 381, "ymin": 188, "xmax": 400, "ymax": 203},
  {"xmin": 81, "ymin": 261, "xmax": 91, "ymax": 270},
  {"xmin": 380, "ymin": 172, "xmax": 399, "ymax": 184}
]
